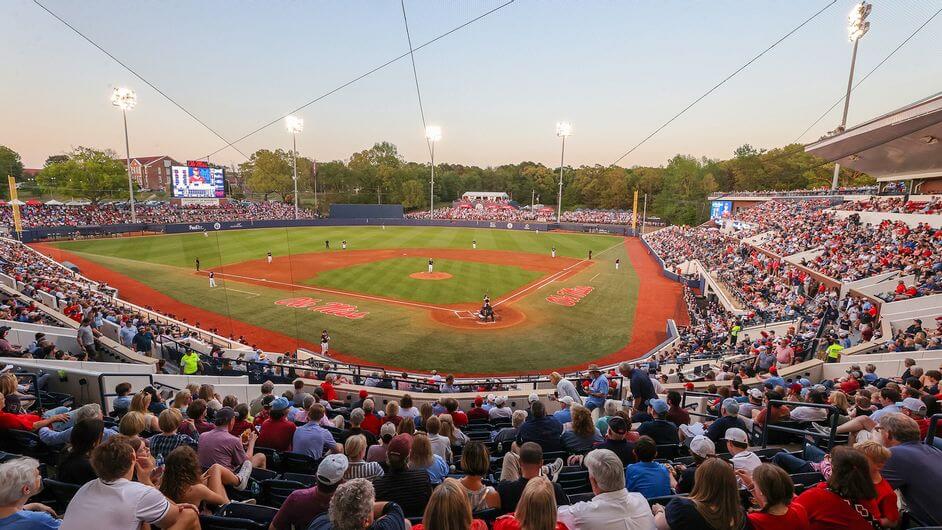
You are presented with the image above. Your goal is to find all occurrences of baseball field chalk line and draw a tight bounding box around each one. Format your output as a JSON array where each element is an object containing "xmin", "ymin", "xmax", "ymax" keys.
[
  {"xmin": 226, "ymin": 288, "xmax": 260, "ymax": 297},
  {"xmin": 589, "ymin": 273, "xmax": 601, "ymax": 282},
  {"xmin": 211, "ymin": 240, "xmax": 623, "ymax": 313},
  {"xmin": 492, "ymin": 240, "xmax": 622, "ymax": 308}
]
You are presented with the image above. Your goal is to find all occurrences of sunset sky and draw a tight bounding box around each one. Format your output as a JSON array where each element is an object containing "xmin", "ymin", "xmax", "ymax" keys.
[{"xmin": 2, "ymin": 0, "xmax": 940, "ymax": 169}]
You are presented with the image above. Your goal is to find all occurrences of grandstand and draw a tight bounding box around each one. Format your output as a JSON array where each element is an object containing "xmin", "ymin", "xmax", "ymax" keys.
[{"xmin": 0, "ymin": 92, "xmax": 940, "ymax": 530}]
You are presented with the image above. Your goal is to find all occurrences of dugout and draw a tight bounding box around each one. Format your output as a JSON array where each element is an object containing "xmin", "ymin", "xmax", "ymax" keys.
[{"xmin": 329, "ymin": 204, "xmax": 404, "ymax": 219}]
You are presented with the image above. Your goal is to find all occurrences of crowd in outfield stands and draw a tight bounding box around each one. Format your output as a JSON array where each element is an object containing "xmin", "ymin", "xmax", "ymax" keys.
[
  {"xmin": 406, "ymin": 202, "xmax": 637, "ymax": 225},
  {"xmin": 834, "ymin": 196, "xmax": 942, "ymax": 215},
  {"xmin": 711, "ymin": 186, "xmax": 879, "ymax": 198},
  {"xmin": 0, "ymin": 201, "xmax": 317, "ymax": 229}
]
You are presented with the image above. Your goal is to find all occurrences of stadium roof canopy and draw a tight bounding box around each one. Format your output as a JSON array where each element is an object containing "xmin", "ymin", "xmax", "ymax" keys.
[{"xmin": 804, "ymin": 92, "xmax": 942, "ymax": 180}]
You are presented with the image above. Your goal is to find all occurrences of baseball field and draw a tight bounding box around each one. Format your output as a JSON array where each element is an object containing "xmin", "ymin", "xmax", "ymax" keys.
[{"xmin": 33, "ymin": 226, "xmax": 686, "ymax": 374}]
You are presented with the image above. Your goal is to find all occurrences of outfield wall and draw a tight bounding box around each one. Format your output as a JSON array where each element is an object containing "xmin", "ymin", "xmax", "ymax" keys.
[{"xmin": 18, "ymin": 218, "xmax": 566, "ymax": 242}]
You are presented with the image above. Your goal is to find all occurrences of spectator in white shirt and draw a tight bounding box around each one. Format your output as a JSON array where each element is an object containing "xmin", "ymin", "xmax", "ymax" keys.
[
  {"xmin": 556, "ymin": 449, "xmax": 655, "ymax": 530},
  {"xmin": 723, "ymin": 428, "xmax": 761, "ymax": 478},
  {"xmin": 488, "ymin": 396, "xmax": 513, "ymax": 420},
  {"xmin": 61, "ymin": 435, "xmax": 199, "ymax": 530},
  {"xmin": 550, "ymin": 372, "xmax": 583, "ymax": 405},
  {"xmin": 788, "ymin": 389, "xmax": 829, "ymax": 422}
]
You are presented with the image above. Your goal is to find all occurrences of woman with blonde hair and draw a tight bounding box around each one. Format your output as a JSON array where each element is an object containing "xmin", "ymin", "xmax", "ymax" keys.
[
  {"xmin": 560, "ymin": 405, "xmax": 602, "ymax": 454},
  {"xmin": 409, "ymin": 433, "xmax": 449, "ymax": 484},
  {"xmin": 384, "ymin": 401, "xmax": 402, "ymax": 426},
  {"xmin": 828, "ymin": 391, "xmax": 850, "ymax": 423},
  {"xmin": 413, "ymin": 478, "xmax": 488, "ymax": 530},
  {"xmin": 118, "ymin": 411, "xmax": 147, "ymax": 442},
  {"xmin": 130, "ymin": 391, "xmax": 160, "ymax": 432},
  {"xmin": 439, "ymin": 414, "xmax": 469, "ymax": 447},
  {"xmin": 652, "ymin": 458, "xmax": 746, "ymax": 529},
  {"xmin": 344, "ymin": 434, "xmax": 384, "ymax": 480},
  {"xmin": 171, "ymin": 389, "xmax": 191, "ymax": 412},
  {"xmin": 495, "ymin": 476, "xmax": 566, "ymax": 530}
]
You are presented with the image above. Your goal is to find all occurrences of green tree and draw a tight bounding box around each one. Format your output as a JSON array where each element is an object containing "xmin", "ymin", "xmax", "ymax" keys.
[
  {"xmin": 0, "ymin": 146, "xmax": 24, "ymax": 182},
  {"xmin": 36, "ymin": 147, "xmax": 127, "ymax": 202},
  {"xmin": 239, "ymin": 149, "xmax": 294, "ymax": 201},
  {"xmin": 400, "ymin": 179, "xmax": 426, "ymax": 210}
]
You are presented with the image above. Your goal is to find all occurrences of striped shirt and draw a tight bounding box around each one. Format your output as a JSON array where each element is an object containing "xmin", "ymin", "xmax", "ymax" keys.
[
  {"xmin": 344, "ymin": 460, "xmax": 385, "ymax": 481},
  {"xmin": 149, "ymin": 433, "xmax": 197, "ymax": 460}
]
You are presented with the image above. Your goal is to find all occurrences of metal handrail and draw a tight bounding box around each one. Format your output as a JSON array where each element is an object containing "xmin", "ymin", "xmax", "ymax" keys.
[
  {"xmin": 758, "ymin": 399, "xmax": 838, "ymax": 450},
  {"xmin": 681, "ymin": 391, "xmax": 722, "ymax": 421}
]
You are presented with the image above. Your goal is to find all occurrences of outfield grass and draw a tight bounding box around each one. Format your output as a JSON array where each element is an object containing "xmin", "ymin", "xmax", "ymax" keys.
[
  {"xmin": 306, "ymin": 257, "xmax": 542, "ymax": 305},
  {"xmin": 48, "ymin": 227, "xmax": 636, "ymax": 373}
]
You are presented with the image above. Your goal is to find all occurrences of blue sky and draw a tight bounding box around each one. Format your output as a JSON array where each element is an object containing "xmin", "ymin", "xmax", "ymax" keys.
[{"xmin": 2, "ymin": 0, "xmax": 940, "ymax": 169}]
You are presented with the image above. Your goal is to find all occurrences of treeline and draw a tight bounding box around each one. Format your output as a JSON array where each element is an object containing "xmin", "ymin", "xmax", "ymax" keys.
[
  {"xmin": 247, "ymin": 141, "xmax": 872, "ymax": 225},
  {"xmin": 3, "ymin": 140, "xmax": 873, "ymax": 226}
]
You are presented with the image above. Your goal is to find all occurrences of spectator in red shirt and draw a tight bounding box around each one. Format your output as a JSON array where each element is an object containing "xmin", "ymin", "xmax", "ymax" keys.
[
  {"xmin": 320, "ymin": 375, "xmax": 338, "ymax": 402},
  {"xmin": 0, "ymin": 393, "xmax": 68, "ymax": 431},
  {"xmin": 360, "ymin": 399, "xmax": 383, "ymax": 436},
  {"xmin": 228, "ymin": 404, "xmax": 253, "ymax": 438},
  {"xmin": 855, "ymin": 441, "xmax": 899, "ymax": 528},
  {"xmin": 441, "ymin": 398, "xmax": 468, "ymax": 428},
  {"xmin": 665, "ymin": 391, "xmax": 690, "ymax": 426},
  {"xmin": 792, "ymin": 446, "xmax": 881, "ymax": 530},
  {"xmin": 897, "ymin": 397, "xmax": 930, "ymax": 438},
  {"xmin": 467, "ymin": 397, "xmax": 489, "ymax": 421},
  {"xmin": 257, "ymin": 397, "xmax": 296, "ymax": 451}
]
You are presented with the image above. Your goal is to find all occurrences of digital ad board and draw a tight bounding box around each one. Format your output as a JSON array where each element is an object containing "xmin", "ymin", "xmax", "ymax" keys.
[
  {"xmin": 710, "ymin": 200, "xmax": 732, "ymax": 219},
  {"xmin": 171, "ymin": 161, "xmax": 225, "ymax": 198}
]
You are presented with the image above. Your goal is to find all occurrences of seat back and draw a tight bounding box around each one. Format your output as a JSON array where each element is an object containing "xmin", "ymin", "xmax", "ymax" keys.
[
  {"xmin": 282, "ymin": 472, "xmax": 317, "ymax": 487},
  {"xmin": 789, "ymin": 472, "xmax": 825, "ymax": 487},
  {"xmin": 42, "ymin": 478, "xmax": 81, "ymax": 512},
  {"xmin": 261, "ymin": 479, "xmax": 305, "ymax": 508},
  {"xmin": 279, "ymin": 452, "xmax": 320, "ymax": 474},
  {"xmin": 199, "ymin": 514, "xmax": 266, "ymax": 530},
  {"xmin": 217, "ymin": 503, "xmax": 279, "ymax": 525}
]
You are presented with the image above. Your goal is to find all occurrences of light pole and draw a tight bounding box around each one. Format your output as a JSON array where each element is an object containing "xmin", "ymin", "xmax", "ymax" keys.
[
  {"xmin": 426, "ymin": 125, "xmax": 442, "ymax": 219},
  {"xmin": 111, "ymin": 87, "xmax": 137, "ymax": 223},
  {"xmin": 831, "ymin": 1, "xmax": 871, "ymax": 190},
  {"xmin": 555, "ymin": 122, "xmax": 572, "ymax": 222},
  {"xmin": 285, "ymin": 116, "xmax": 304, "ymax": 219}
]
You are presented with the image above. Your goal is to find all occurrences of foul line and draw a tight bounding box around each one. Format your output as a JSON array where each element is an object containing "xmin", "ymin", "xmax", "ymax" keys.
[
  {"xmin": 210, "ymin": 240, "xmax": 624, "ymax": 313},
  {"xmin": 225, "ymin": 288, "xmax": 260, "ymax": 297},
  {"xmin": 492, "ymin": 240, "xmax": 622, "ymax": 308},
  {"xmin": 589, "ymin": 273, "xmax": 601, "ymax": 282},
  {"xmin": 207, "ymin": 271, "xmax": 451, "ymax": 312}
]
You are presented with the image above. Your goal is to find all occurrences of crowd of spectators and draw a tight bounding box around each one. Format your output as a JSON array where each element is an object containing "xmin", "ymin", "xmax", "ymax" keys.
[
  {"xmin": 406, "ymin": 201, "xmax": 637, "ymax": 225},
  {"xmin": 711, "ymin": 185, "xmax": 878, "ymax": 198},
  {"xmin": 1, "ymin": 348, "xmax": 942, "ymax": 529},
  {"xmin": 834, "ymin": 195, "xmax": 942, "ymax": 215},
  {"xmin": 0, "ymin": 200, "xmax": 316, "ymax": 229}
]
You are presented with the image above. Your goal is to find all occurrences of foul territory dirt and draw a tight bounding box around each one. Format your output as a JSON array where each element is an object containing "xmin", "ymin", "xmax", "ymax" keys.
[{"xmin": 31, "ymin": 239, "xmax": 688, "ymax": 375}]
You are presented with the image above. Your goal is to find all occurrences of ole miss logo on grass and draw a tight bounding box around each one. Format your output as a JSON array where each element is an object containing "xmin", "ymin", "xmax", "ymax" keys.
[
  {"xmin": 275, "ymin": 297, "xmax": 369, "ymax": 319},
  {"xmin": 546, "ymin": 286, "xmax": 594, "ymax": 307}
]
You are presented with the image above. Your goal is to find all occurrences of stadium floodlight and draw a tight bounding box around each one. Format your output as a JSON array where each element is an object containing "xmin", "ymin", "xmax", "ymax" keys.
[
  {"xmin": 555, "ymin": 122, "xmax": 572, "ymax": 221},
  {"xmin": 847, "ymin": 2, "xmax": 871, "ymax": 42},
  {"xmin": 426, "ymin": 126, "xmax": 442, "ymax": 218},
  {"xmin": 831, "ymin": 1, "xmax": 871, "ymax": 190},
  {"xmin": 111, "ymin": 87, "xmax": 137, "ymax": 222},
  {"xmin": 285, "ymin": 115, "xmax": 304, "ymax": 134},
  {"xmin": 285, "ymin": 116, "xmax": 304, "ymax": 219},
  {"xmin": 556, "ymin": 121, "xmax": 573, "ymax": 138}
]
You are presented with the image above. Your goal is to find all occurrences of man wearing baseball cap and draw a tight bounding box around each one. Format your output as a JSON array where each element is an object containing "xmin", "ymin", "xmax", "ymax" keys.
[
  {"xmin": 584, "ymin": 364, "xmax": 609, "ymax": 412},
  {"xmin": 593, "ymin": 416, "xmax": 636, "ymax": 466},
  {"xmin": 637, "ymin": 399, "xmax": 679, "ymax": 445},
  {"xmin": 373, "ymin": 434, "xmax": 431, "ymax": 517},
  {"xmin": 468, "ymin": 396, "xmax": 489, "ymax": 421},
  {"xmin": 722, "ymin": 427, "xmax": 761, "ymax": 476},
  {"xmin": 676, "ymin": 435, "xmax": 715, "ymax": 494},
  {"xmin": 270, "ymin": 453, "xmax": 349, "ymax": 530},
  {"xmin": 703, "ymin": 398, "xmax": 747, "ymax": 445},
  {"xmin": 897, "ymin": 397, "xmax": 930, "ymax": 437},
  {"xmin": 553, "ymin": 396, "xmax": 575, "ymax": 424},
  {"xmin": 488, "ymin": 396, "xmax": 512, "ymax": 420},
  {"xmin": 257, "ymin": 396, "xmax": 296, "ymax": 452}
]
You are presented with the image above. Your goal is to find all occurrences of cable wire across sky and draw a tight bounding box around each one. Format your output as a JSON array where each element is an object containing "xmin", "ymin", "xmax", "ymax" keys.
[{"xmin": 609, "ymin": 0, "xmax": 837, "ymax": 167}]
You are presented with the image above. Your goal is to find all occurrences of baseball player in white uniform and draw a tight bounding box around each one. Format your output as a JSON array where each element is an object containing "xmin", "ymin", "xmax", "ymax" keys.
[
  {"xmin": 208, "ymin": 271, "xmax": 216, "ymax": 288},
  {"xmin": 551, "ymin": 247, "xmax": 556, "ymax": 258},
  {"xmin": 428, "ymin": 258, "xmax": 434, "ymax": 273},
  {"xmin": 267, "ymin": 251, "xmax": 272, "ymax": 264}
]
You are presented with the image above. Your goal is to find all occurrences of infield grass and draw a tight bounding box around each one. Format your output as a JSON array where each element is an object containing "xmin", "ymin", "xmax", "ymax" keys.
[{"xmin": 46, "ymin": 226, "xmax": 638, "ymax": 373}]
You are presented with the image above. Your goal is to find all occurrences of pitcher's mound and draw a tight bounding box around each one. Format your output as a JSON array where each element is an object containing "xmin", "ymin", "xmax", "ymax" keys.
[{"xmin": 410, "ymin": 272, "xmax": 453, "ymax": 280}]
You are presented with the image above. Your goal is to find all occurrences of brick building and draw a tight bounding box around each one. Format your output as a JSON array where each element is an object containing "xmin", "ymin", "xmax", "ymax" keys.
[{"xmin": 121, "ymin": 156, "xmax": 181, "ymax": 191}]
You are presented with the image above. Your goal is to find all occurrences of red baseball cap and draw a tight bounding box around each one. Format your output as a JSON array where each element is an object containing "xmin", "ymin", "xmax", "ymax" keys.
[{"xmin": 474, "ymin": 396, "xmax": 483, "ymax": 407}]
